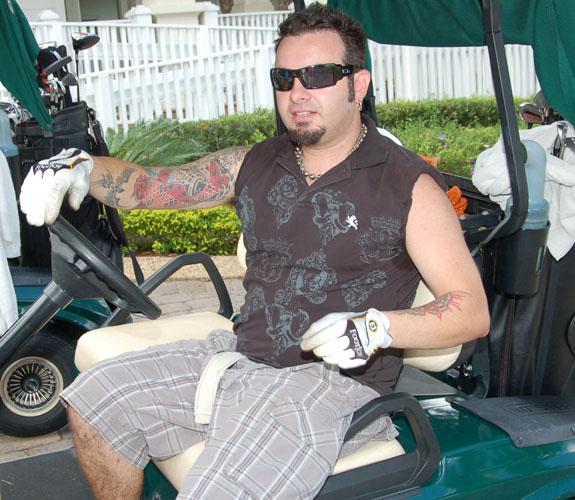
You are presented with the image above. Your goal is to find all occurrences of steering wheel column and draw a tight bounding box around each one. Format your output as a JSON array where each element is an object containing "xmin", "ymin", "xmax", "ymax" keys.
[{"xmin": 0, "ymin": 216, "xmax": 160, "ymax": 370}]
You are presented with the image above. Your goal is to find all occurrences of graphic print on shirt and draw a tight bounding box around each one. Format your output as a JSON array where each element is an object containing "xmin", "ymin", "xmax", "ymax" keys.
[
  {"xmin": 341, "ymin": 269, "xmax": 388, "ymax": 309},
  {"xmin": 267, "ymin": 175, "xmax": 303, "ymax": 228},
  {"xmin": 266, "ymin": 250, "xmax": 336, "ymax": 355},
  {"xmin": 255, "ymin": 238, "xmax": 293, "ymax": 283},
  {"xmin": 311, "ymin": 189, "xmax": 356, "ymax": 244},
  {"xmin": 238, "ymin": 285, "xmax": 266, "ymax": 323},
  {"xmin": 236, "ymin": 186, "xmax": 257, "ymax": 251},
  {"xmin": 275, "ymin": 249, "xmax": 337, "ymax": 306},
  {"xmin": 356, "ymin": 216, "xmax": 402, "ymax": 264},
  {"xmin": 265, "ymin": 303, "xmax": 310, "ymax": 356}
]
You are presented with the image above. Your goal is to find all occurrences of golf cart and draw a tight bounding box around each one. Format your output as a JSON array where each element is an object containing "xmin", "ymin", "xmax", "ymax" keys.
[{"xmin": 2, "ymin": 0, "xmax": 575, "ymax": 498}]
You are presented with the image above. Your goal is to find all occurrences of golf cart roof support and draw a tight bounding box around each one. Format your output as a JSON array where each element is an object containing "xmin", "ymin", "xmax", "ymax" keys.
[{"xmin": 480, "ymin": 0, "xmax": 528, "ymax": 238}]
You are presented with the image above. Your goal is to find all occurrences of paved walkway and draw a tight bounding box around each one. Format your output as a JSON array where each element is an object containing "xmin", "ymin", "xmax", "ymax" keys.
[{"xmin": 0, "ymin": 256, "xmax": 246, "ymax": 465}]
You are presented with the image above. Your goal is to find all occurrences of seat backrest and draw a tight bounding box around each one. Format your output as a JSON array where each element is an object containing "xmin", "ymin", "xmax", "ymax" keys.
[{"xmin": 236, "ymin": 234, "xmax": 465, "ymax": 373}]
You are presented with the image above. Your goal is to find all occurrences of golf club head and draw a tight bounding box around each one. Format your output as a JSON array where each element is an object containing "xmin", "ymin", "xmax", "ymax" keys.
[
  {"xmin": 519, "ymin": 102, "xmax": 544, "ymax": 124},
  {"xmin": 72, "ymin": 32, "xmax": 100, "ymax": 53},
  {"xmin": 62, "ymin": 72, "xmax": 79, "ymax": 87}
]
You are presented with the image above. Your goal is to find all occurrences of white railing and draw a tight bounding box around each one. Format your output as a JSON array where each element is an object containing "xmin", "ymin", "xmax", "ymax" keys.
[
  {"xmin": 85, "ymin": 44, "xmax": 276, "ymax": 130},
  {"xmin": 369, "ymin": 42, "xmax": 538, "ymax": 103},
  {"xmin": 30, "ymin": 22, "xmax": 278, "ymax": 75},
  {"xmin": 218, "ymin": 11, "xmax": 290, "ymax": 27},
  {"xmin": 0, "ymin": 17, "xmax": 540, "ymax": 133}
]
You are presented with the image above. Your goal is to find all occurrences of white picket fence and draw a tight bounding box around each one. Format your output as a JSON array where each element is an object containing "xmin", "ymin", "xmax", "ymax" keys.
[
  {"xmin": 31, "ymin": 21, "xmax": 279, "ymax": 75},
  {"xmin": 369, "ymin": 43, "xmax": 538, "ymax": 103},
  {"xmin": 218, "ymin": 11, "xmax": 290, "ymax": 27},
  {"xmin": 84, "ymin": 44, "xmax": 276, "ymax": 130},
  {"xmin": 1, "ymin": 16, "xmax": 539, "ymax": 132}
]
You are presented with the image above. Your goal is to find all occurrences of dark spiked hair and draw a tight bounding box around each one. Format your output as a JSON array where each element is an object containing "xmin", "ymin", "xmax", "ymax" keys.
[{"xmin": 275, "ymin": 3, "xmax": 367, "ymax": 70}]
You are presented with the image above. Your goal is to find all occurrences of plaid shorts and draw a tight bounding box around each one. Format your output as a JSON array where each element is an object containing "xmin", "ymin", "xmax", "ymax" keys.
[{"xmin": 62, "ymin": 330, "xmax": 396, "ymax": 500}]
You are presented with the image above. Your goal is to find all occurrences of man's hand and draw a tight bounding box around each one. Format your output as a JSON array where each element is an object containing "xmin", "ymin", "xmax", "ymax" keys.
[
  {"xmin": 301, "ymin": 309, "xmax": 392, "ymax": 369},
  {"xmin": 20, "ymin": 148, "xmax": 93, "ymax": 226}
]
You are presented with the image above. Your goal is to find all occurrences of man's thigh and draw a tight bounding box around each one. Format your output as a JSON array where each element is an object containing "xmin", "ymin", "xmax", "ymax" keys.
[{"xmin": 61, "ymin": 330, "xmax": 236, "ymax": 468}]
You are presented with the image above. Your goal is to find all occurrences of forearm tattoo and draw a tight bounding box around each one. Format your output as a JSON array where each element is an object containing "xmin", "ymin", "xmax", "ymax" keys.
[
  {"xmin": 398, "ymin": 292, "xmax": 465, "ymax": 320},
  {"xmin": 91, "ymin": 147, "xmax": 248, "ymax": 210},
  {"xmin": 132, "ymin": 147, "xmax": 247, "ymax": 209},
  {"xmin": 93, "ymin": 167, "xmax": 137, "ymax": 208}
]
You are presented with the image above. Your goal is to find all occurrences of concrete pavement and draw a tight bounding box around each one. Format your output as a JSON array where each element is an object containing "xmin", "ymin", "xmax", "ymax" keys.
[{"xmin": 0, "ymin": 260, "xmax": 246, "ymax": 465}]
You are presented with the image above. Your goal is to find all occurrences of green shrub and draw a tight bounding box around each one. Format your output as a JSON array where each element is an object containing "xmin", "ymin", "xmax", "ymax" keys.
[
  {"xmin": 391, "ymin": 122, "xmax": 504, "ymax": 177},
  {"xmin": 106, "ymin": 119, "xmax": 208, "ymax": 166},
  {"xmin": 375, "ymin": 96, "xmax": 528, "ymax": 129},
  {"xmin": 181, "ymin": 108, "xmax": 276, "ymax": 151},
  {"xmin": 119, "ymin": 206, "xmax": 241, "ymax": 255}
]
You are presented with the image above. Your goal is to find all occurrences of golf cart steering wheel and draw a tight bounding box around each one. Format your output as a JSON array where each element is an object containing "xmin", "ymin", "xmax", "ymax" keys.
[{"xmin": 48, "ymin": 215, "xmax": 161, "ymax": 319}]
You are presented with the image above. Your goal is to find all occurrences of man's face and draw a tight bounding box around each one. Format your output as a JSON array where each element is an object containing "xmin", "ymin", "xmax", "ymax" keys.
[{"xmin": 274, "ymin": 30, "xmax": 358, "ymax": 148}]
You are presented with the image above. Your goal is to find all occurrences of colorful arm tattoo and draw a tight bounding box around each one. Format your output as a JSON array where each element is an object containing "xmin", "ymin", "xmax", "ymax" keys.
[
  {"xmin": 132, "ymin": 147, "xmax": 248, "ymax": 209},
  {"xmin": 397, "ymin": 292, "xmax": 465, "ymax": 320}
]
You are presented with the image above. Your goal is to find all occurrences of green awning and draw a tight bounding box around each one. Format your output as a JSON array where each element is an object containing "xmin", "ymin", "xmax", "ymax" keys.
[
  {"xmin": 329, "ymin": 0, "xmax": 575, "ymax": 125},
  {"xmin": 0, "ymin": 0, "xmax": 52, "ymax": 128}
]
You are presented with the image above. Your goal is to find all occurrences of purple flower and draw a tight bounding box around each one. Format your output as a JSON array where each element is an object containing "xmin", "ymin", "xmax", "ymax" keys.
[
  {"xmin": 438, "ymin": 134, "xmax": 447, "ymax": 142},
  {"xmin": 470, "ymin": 168, "xmax": 475, "ymax": 176},
  {"xmin": 470, "ymin": 159, "xmax": 476, "ymax": 165}
]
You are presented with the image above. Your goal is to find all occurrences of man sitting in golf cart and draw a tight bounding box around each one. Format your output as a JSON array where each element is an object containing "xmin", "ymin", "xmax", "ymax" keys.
[{"xmin": 19, "ymin": 4, "xmax": 489, "ymax": 499}]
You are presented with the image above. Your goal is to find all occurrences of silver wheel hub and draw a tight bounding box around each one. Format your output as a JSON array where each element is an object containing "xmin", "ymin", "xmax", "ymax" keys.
[{"xmin": 0, "ymin": 357, "xmax": 64, "ymax": 417}]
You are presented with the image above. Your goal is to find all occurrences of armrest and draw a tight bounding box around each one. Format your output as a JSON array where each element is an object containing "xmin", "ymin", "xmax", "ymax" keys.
[
  {"xmin": 316, "ymin": 392, "xmax": 440, "ymax": 499},
  {"xmin": 102, "ymin": 253, "xmax": 233, "ymax": 327}
]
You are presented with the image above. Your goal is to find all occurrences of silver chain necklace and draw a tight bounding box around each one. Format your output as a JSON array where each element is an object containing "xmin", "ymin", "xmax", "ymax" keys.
[{"xmin": 295, "ymin": 123, "xmax": 368, "ymax": 181}]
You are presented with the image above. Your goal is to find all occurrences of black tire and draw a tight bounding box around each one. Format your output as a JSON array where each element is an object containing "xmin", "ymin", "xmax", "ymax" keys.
[{"xmin": 0, "ymin": 328, "xmax": 76, "ymax": 437}]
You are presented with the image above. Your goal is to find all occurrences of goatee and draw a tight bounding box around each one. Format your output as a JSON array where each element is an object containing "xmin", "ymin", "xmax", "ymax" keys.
[{"xmin": 288, "ymin": 125, "xmax": 326, "ymax": 146}]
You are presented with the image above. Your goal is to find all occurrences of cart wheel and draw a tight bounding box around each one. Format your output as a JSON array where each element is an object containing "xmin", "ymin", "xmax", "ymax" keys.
[{"xmin": 0, "ymin": 329, "xmax": 76, "ymax": 437}]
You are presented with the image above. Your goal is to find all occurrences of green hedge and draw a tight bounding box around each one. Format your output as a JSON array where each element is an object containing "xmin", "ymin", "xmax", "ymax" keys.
[
  {"xmin": 112, "ymin": 97, "xmax": 531, "ymax": 255},
  {"xmin": 181, "ymin": 108, "xmax": 277, "ymax": 151},
  {"xmin": 119, "ymin": 206, "xmax": 241, "ymax": 255},
  {"xmin": 375, "ymin": 96, "xmax": 526, "ymax": 128}
]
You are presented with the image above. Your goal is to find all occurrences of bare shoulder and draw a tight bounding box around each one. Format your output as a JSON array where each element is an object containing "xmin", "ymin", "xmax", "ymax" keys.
[
  {"xmin": 406, "ymin": 173, "xmax": 477, "ymax": 295},
  {"xmin": 409, "ymin": 173, "xmax": 456, "ymax": 229}
]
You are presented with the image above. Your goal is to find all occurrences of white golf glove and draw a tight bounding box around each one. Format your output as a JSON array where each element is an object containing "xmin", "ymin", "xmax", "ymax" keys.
[
  {"xmin": 20, "ymin": 148, "xmax": 93, "ymax": 226},
  {"xmin": 301, "ymin": 309, "xmax": 392, "ymax": 369}
]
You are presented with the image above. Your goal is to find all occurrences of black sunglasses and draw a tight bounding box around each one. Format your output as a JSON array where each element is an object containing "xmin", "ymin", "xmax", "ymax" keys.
[{"xmin": 270, "ymin": 64, "xmax": 355, "ymax": 91}]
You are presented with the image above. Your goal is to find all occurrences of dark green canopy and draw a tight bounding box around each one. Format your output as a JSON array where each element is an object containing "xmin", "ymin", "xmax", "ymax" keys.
[
  {"xmin": 329, "ymin": 0, "xmax": 575, "ymax": 125},
  {"xmin": 0, "ymin": 0, "xmax": 52, "ymax": 128}
]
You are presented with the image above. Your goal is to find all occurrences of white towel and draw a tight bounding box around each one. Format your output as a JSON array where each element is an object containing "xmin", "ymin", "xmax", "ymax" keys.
[
  {"xmin": 472, "ymin": 122, "xmax": 575, "ymax": 261},
  {"xmin": 0, "ymin": 150, "xmax": 20, "ymax": 334}
]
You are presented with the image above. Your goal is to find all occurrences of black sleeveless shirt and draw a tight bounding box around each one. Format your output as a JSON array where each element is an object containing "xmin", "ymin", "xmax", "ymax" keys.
[{"xmin": 233, "ymin": 117, "xmax": 446, "ymax": 395}]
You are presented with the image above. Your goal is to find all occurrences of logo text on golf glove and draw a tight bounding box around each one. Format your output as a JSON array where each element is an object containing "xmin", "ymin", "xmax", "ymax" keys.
[{"xmin": 300, "ymin": 308, "xmax": 392, "ymax": 370}]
